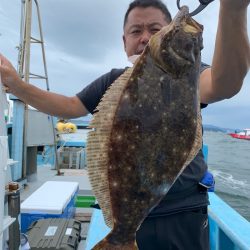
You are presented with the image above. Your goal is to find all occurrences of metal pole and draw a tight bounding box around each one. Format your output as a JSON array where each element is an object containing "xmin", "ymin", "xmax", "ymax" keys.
[
  {"xmin": 17, "ymin": 0, "xmax": 26, "ymax": 76},
  {"xmin": 34, "ymin": 0, "xmax": 59, "ymax": 172},
  {"xmin": 7, "ymin": 183, "xmax": 21, "ymax": 250},
  {"xmin": 22, "ymin": 0, "xmax": 33, "ymax": 179}
]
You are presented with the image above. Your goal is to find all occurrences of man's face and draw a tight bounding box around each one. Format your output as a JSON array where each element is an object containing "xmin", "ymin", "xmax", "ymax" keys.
[{"xmin": 123, "ymin": 7, "xmax": 170, "ymax": 58}]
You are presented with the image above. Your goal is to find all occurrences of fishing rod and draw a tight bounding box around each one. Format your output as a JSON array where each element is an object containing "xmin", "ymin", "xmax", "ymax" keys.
[{"xmin": 177, "ymin": 0, "xmax": 215, "ymax": 16}]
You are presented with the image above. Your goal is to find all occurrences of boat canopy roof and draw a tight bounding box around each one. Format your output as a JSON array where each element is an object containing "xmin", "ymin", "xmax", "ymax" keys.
[{"xmin": 243, "ymin": 129, "xmax": 250, "ymax": 135}]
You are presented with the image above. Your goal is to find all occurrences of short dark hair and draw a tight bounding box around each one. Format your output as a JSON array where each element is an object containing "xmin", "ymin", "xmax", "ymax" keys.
[{"xmin": 124, "ymin": 0, "xmax": 172, "ymax": 28}]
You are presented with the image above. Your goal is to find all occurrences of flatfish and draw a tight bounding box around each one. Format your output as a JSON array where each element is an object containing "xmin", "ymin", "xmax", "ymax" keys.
[{"xmin": 86, "ymin": 6, "xmax": 203, "ymax": 250}]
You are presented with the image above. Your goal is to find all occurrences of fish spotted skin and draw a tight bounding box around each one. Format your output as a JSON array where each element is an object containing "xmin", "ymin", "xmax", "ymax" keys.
[{"xmin": 87, "ymin": 6, "xmax": 203, "ymax": 250}]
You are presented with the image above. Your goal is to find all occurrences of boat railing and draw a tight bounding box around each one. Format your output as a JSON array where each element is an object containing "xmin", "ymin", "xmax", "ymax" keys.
[{"xmin": 208, "ymin": 193, "xmax": 250, "ymax": 250}]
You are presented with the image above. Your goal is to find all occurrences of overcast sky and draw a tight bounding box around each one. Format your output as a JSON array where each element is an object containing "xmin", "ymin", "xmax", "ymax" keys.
[{"xmin": 0, "ymin": 0, "xmax": 249, "ymax": 129}]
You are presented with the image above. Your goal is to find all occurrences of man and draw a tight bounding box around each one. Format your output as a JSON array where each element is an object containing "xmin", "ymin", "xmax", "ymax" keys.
[{"xmin": 0, "ymin": 0, "xmax": 249, "ymax": 249}]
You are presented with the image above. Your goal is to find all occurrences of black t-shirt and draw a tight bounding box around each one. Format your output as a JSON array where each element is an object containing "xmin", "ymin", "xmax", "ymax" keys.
[{"xmin": 77, "ymin": 63, "xmax": 210, "ymax": 216}]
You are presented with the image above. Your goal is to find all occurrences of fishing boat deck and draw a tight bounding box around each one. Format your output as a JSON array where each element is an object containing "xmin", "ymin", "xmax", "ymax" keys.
[
  {"xmin": 20, "ymin": 165, "xmax": 56, "ymax": 201},
  {"xmin": 17, "ymin": 144, "xmax": 250, "ymax": 250}
]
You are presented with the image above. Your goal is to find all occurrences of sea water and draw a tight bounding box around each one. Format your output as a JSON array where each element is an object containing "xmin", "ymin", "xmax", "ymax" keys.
[{"xmin": 203, "ymin": 130, "xmax": 250, "ymax": 221}]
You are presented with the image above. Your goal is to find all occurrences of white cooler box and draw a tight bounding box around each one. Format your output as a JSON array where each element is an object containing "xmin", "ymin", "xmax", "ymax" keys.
[{"xmin": 21, "ymin": 181, "xmax": 79, "ymax": 233}]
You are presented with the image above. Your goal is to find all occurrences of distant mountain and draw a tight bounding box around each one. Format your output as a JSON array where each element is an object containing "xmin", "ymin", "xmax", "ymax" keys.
[{"xmin": 203, "ymin": 124, "xmax": 236, "ymax": 133}]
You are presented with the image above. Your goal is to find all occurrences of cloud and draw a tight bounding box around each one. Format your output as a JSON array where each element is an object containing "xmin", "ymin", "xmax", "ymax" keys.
[
  {"xmin": 37, "ymin": 0, "xmax": 127, "ymax": 63},
  {"xmin": 202, "ymin": 104, "xmax": 250, "ymax": 129}
]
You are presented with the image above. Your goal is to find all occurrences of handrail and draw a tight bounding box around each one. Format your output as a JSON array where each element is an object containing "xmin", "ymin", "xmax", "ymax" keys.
[{"xmin": 208, "ymin": 193, "xmax": 250, "ymax": 250}]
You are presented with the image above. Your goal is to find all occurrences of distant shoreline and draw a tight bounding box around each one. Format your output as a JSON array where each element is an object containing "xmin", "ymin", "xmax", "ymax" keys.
[{"xmin": 203, "ymin": 125, "xmax": 240, "ymax": 133}]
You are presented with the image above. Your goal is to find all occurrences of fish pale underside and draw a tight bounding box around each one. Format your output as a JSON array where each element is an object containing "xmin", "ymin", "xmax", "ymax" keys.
[{"xmin": 86, "ymin": 6, "xmax": 203, "ymax": 250}]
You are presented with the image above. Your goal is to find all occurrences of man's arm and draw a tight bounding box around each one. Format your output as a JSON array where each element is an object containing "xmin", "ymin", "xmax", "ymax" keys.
[
  {"xmin": 200, "ymin": 0, "xmax": 250, "ymax": 104},
  {"xmin": 0, "ymin": 54, "xmax": 89, "ymax": 118}
]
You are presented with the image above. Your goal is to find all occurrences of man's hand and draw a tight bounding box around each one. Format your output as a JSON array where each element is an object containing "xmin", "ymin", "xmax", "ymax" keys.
[{"xmin": 0, "ymin": 54, "xmax": 23, "ymax": 94}]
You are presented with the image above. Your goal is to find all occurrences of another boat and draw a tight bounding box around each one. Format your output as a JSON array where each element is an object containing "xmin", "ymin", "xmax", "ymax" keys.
[{"xmin": 229, "ymin": 128, "xmax": 250, "ymax": 141}]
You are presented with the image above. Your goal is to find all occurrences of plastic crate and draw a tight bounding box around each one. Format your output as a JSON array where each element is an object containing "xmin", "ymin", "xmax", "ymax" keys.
[
  {"xmin": 27, "ymin": 218, "xmax": 81, "ymax": 250},
  {"xmin": 57, "ymin": 147, "xmax": 85, "ymax": 169}
]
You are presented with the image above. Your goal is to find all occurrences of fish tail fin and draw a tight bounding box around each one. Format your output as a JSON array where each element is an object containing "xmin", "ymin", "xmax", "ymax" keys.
[{"xmin": 92, "ymin": 237, "xmax": 138, "ymax": 250}]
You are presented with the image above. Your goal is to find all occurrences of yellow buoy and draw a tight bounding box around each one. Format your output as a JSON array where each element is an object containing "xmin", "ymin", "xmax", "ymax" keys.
[
  {"xmin": 56, "ymin": 122, "xmax": 66, "ymax": 133},
  {"xmin": 65, "ymin": 122, "xmax": 77, "ymax": 133}
]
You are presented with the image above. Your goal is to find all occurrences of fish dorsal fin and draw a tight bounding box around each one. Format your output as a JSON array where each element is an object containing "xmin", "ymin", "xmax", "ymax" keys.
[{"xmin": 87, "ymin": 68, "xmax": 133, "ymax": 228}]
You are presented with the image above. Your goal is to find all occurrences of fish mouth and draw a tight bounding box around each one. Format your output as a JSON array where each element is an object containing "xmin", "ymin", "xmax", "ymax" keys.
[
  {"xmin": 166, "ymin": 22, "xmax": 202, "ymax": 64},
  {"xmin": 167, "ymin": 47, "xmax": 194, "ymax": 64},
  {"xmin": 183, "ymin": 21, "xmax": 202, "ymax": 34},
  {"xmin": 175, "ymin": 6, "xmax": 203, "ymax": 34},
  {"xmin": 149, "ymin": 7, "xmax": 203, "ymax": 71}
]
